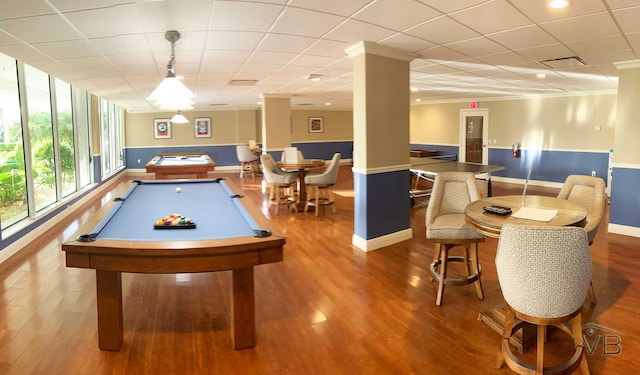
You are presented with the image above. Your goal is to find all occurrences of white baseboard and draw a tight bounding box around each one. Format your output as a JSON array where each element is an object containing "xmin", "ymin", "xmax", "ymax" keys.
[
  {"xmin": 352, "ymin": 228, "xmax": 413, "ymax": 252},
  {"xmin": 608, "ymin": 223, "xmax": 640, "ymax": 238}
]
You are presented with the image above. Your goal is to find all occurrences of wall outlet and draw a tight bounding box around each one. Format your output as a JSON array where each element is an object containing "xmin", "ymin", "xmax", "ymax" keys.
[{"xmin": 591, "ymin": 171, "xmax": 596, "ymax": 177}]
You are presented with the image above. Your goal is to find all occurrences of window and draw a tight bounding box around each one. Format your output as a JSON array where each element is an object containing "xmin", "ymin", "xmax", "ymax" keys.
[
  {"xmin": 24, "ymin": 64, "xmax": 57, "ymax": 212},
  {"xmin": 54, "ymin": 78, "xmax": 76, "ymax": 197},
  {"xmin": 100, "ymin": 98, "xmax": 123, "ymax": 178},
  {"xmin": 0, "ymin": 54, "xmax": 27, "ymax": 228},
  {"xmin": 73, "ymin": 86, "xmax": 92, "ymax": 189}
]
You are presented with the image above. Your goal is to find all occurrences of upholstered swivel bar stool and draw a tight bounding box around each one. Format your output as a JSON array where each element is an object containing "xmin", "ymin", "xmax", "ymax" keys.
[
  {"xmin": 425, "ymin": 172, "xmax": 485, "ymax": 306},
  {"xmin": 236, "ymin": 145, "xmax": 260, "ymax": 178},
  {"xmin": 304, "ymin": 153, "xmax": 341, "ymax": 216},
  {"xmin": 260, "ymin": 154, "xmax": 298, "ymax": 215},
  {"xmin": 496, "ymin": 224, "xmax": 592, "ymax": 375},
  {"xmin": 557, "ymin": 174, "xmax": 606, "ymax": 305}
]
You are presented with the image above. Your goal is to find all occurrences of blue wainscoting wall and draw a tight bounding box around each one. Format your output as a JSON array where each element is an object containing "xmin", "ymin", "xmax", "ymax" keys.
[
  {"xmin": 609, "ymin": 167, "xmax": 640, "ymax": 227},
  {"xmin": 488, "ymin": 148, "xmax": 609, "ymax": 183},
  {"xmin": 410, "ymin": 144, "xmax": 609, "ymax": 184},
  {"xmin": 124, "ymin": 141, "xmax": 354, "ymax": 169},
  {"xmin": 353, "ymin": 170, "xmax": 410, "ymax": 240}
]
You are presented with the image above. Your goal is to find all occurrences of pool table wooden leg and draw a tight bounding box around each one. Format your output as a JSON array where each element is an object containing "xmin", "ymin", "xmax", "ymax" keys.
[
  {"xmin": 96, "ymin": 270, "xmax": 124, "ymax": 351},
  {"xmin": 231, "ymin": 267, "xmax": 256, "ymax": 349}
]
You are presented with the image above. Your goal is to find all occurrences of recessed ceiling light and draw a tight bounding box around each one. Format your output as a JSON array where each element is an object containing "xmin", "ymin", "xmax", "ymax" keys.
[
  {"xmin": 415, "ymin": 98, "xmax": 422, "ymax": 102},
  {"xmin": 306, "ymin": 74, "xmax": 322, "ymax": 81},
  {"xmin": 410, "ymin": 86, "xmax": 419, "ymax": 92},
  {"xmin": 536, "ymin": 73, "xmax": 546, "ymax": 79},
  {"xmin": 325, "ymin": 102, "xmax": 332, "ymax": 106},
  {"xmin": 547, "ymin": 0, "xmax": 571, "ymax": 9}
]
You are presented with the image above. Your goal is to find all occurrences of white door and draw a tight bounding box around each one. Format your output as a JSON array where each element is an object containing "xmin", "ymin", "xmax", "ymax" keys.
[{"xmin": 459, "ymin": 109, "xmax": 489, "ymax": 164}]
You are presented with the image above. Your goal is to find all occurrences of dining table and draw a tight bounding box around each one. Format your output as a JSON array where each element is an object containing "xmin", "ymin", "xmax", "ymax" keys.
[
  {"xmin": 276, "ymin": 159, "xmax": 325, "ymax": 211},
  {"xmin": 464, "ymin": 194, "xmax": 588, "ymax": 353}
]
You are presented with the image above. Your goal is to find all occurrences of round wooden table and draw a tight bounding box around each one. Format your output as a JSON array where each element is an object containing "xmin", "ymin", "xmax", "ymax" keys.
[
  {"xmin": 465, "ymin": 195, "xmax": 587, "ymax": 238},
  {"xmin": 276, "ymin": 159, "xmax": 326, "ymax": 211},
  {"xmin": 465, "ymin": 194, "xmax": 588, "ymax": 353}
]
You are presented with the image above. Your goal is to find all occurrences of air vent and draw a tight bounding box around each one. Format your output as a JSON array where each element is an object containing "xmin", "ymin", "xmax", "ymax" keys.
[
  {"xmin": 539, "ymin": 56, "xmax": 587, "ymax": 69},
  {"xmin": 229, "ymin": 80, "xmax": 258, "ymax": 86},
  {"xmin": 297, "ymin": 103, "xmax": 313, "ymax": 106},
  {"xmin": 209, "ymin": 103, "xmax": 228, "ymax": 106}
]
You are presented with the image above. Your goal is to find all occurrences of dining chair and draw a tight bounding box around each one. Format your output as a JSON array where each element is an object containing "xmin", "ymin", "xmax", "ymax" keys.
[
  {"xmin": 304, "ymin": 153, "xmax": 341, "ymax": 216},
  {"xmin": 425, "ymin": 171, "xmax": 485, "ymax": 306},
  {"xmin": 236, "ymin": 145, "xmax": 260, "ymax": 178},
  {"xmin": 260, "ymin": 154, "xmax": 298, "ymax": 215},
  {"xmin": 495, "ymin": 224, "xmax": 592, "ymax": 375},
  {"xmin": 557, "ymin": 174, "xmax": 606, "ymax": 304}
]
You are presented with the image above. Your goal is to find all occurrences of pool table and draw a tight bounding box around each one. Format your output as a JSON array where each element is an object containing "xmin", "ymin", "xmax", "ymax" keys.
[
  {"xmin": 145, "ymin": 152, "xmax": 216, "ymax": 179},
  {"xmin": 62, "ymin": 179, "xmax": 285, "ymax": 351}
]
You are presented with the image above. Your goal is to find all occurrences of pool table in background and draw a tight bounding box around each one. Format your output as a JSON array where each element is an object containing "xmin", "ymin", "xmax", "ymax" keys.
[
  {"xmin": 62, "ymin": 178, "xmax": 285, "ymax": 351},
  {"xmin": 145, "ymin": 151, "xmax": 216, "ymax": 179}
]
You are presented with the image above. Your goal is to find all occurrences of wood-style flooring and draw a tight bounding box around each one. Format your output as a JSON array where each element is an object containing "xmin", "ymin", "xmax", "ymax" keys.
[{"xmin": 0, "ymin": 167, "xmax": 637, "ymax": 374}]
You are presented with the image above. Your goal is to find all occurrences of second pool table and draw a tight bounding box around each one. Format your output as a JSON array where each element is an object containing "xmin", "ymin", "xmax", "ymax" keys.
[{"xmin": 145, "ymin": 152, "xmax": 216, "ymax": 179}]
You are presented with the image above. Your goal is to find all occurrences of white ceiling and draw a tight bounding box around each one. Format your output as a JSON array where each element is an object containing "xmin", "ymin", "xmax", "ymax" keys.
[{"xmin": 1, "ymin": 0, "xmax": 638, "ymax": 112}]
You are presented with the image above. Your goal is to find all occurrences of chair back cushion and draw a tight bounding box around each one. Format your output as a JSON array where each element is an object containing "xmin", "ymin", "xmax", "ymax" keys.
[
  {"xmin": 236, "ymin": 145, "xmax": 258, "ymax": 162},
  {"xmin": 425, "ymin": 172, "xmax": 484, "ymax": 240},
  {"xmin": 557, "ymin": 175, "xmax": 606, "ymax": 243},
  {"xmin": 496, "ymin": 224, "xmax": 592, "ymax": 318},
  {"xmin": 305, "ymin": 153, "xmax": 341, "ymax": 185}
]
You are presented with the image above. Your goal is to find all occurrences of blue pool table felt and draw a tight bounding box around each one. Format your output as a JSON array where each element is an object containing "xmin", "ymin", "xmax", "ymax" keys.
[
  {"xmin": 154, "ymin": 155, "xmax": 210, "ymax": 166},
  {"xmin": 92, "ymin": 180, "xmax": 263, "ymax": 242}
]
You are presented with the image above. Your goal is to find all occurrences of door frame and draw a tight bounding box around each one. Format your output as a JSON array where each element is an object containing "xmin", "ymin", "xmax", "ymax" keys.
[{"xmin": 459, "ymin": 108, "xmax": 489, "ymax": 164}]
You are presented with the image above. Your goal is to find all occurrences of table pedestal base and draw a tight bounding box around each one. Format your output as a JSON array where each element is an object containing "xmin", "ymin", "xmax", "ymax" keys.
[{"xmin": 478, "ymin": 303, "xmax": 537, "ymax": 354}]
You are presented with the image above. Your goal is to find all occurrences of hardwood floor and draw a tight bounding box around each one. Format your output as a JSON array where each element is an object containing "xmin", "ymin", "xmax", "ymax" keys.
[{"xmin": 0, "ymin": 167, "xmax": 637, "ymax": 374}]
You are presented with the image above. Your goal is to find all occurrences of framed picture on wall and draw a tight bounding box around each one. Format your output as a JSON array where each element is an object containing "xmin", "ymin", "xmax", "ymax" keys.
[
  {"xmin": 154, "ymin": 118, "xmax": 171, "ymax": 139},
  {"xmin": 308, "ymin": 117, "xmax": 324, "ymax": 133},
  {"xmin": 194, "ymin": 117, "xmax": 212, "ymax": 138}
]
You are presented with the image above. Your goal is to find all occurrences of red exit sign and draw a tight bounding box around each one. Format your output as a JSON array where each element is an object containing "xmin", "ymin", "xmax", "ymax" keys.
[{"xmin": 470, "ymin": 101, "xmax": 479, "ymax": 108}]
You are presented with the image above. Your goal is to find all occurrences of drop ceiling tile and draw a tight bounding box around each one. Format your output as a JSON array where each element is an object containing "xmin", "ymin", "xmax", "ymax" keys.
[
  {"xmin": 202, "ymin": 50, "xmax": 251, "ymax": 64},
  {"xmin": 352, "ymin": 0, "xmax": 441, "ymax": 31},
  {"xmin": 323, "ymin": 19, "xmax": 396, "ymax": 44},
  {"xmin": 449, "ymin": 0, "xmax": 532, "ymax": 35},
  {"xmin": 257, "ymin": 34, "xmax": 316, "ymax": 53},
  {"xmin": 508, "ymin": 0, "xmax": 607, "ymax": 23},
  {"xmin": 378, "ymin": 33, "xmax": 436, "ymax": 53},
  {"xmin": 305, "ymin": 39, "xmax": 353, "ymax": 58},
  {"xmin": 0, "ymin": 44, "xmax": 49, "ymax": 61},
  {"xmin": 270, "ymin": 7, "xmax": 344, "ymax": 37},
  {"xmin": 90, "ymin": 34, "xmax": 151, "ymax": 56},
  {"xmin": 477, "ymin": 51, "xmax": 530, "ymax": 66},
  {"xmin": 446, "ymin": 37, "xmax": 508, "ymax": 58},
  {"xmin": 0, "ymin": 14, "xmax": 82, "ymax": 43},
  {"xmin": 613, "ymin": 6, "xmax": 640, "ymax": 33},
  {"xmin": 416, "ymin": 0, "xmax": 487, "ymax": 14},
  {"xmin": 211, "ymin": 1, "xmax": 284, "ymax": 32},
  {"xmin": 63, "ymin": 4, "xmax": 143, "ymax": 38},
  {"xmin": 406, "ymin": 16, "xmax": 481, "ymax": 45},
  {"xmin": 540, "ymin": 12, "xmax": 621, "ymax": 42},
  {"xmin": 246, "ymin": 51, "xmax": 297, "ymax": 65},
  {"xmin": 204, "ymin": 31, "xmax": 264, "ymax": 50},
  {"xmin": 288, "ymin": 0, "xmax": 368, "ymax": 16},
  {"xmin": 419, "ymin": 46, "xmax": 469, "ymax": 61},
  {"xmin": 580, "ymin": 49, "xmax": 636, "ymax": 65},
  {"xmin": 487, "ymin": 25, "xmax": 558, "ymax": 50},
  {"xmin": 565, "ymin": 35, "xmax": 631, "ymax": 56},
  {"xmin": 33, "ymin": 40, "xmax": 100, "ymax": 59},
  {"xmin": 287, "ymin": 54, "xmax": 338, "ymax": 68}
]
